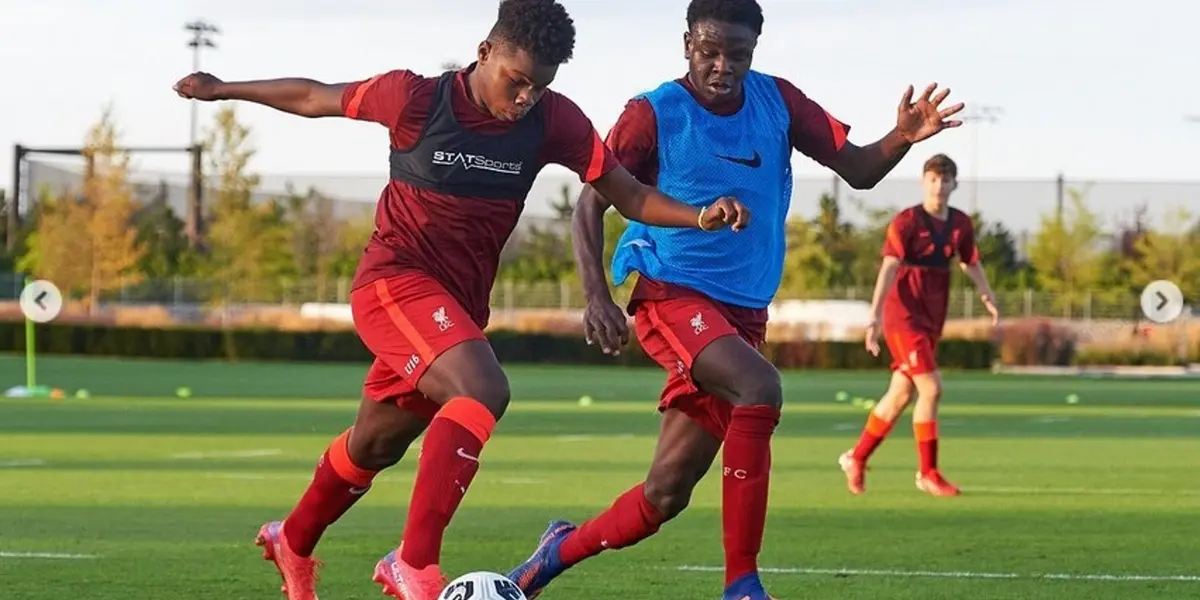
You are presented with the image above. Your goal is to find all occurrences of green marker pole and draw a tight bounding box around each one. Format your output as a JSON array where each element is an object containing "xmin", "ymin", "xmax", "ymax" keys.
[{"xmin": 24, "ymin": 276, "xmax": 36, "ymax": 390}]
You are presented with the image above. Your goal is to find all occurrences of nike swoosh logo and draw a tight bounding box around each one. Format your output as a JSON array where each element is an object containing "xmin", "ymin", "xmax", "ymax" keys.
[
  {"xmin": 456, "ymin": 447, "xmax": 479, "ymax": 462},
  {"xmin": 348, "ymin": 486, "xmax": 369, "ymax": 495},
  {"xmin": 715, "ymin": 150, "xmax": 761, "ymax": 168}
]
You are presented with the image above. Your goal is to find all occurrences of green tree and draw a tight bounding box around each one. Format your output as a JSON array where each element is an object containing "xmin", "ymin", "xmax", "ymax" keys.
[
  {"xmin": 778, "ymin": 217, "xmax": 832, "ymax": 297},
  {"xmin": 84, "ymin": 107, "xmax": 145, "ymax": 305},
  {"xmin": 283, "ymin": 185, "xmax": 342, "ymax": 301},
  {"xmin": 970, "ymin": 210, "xmax": 1024, "ymax": 291},
  {"xmin": 811, "ymin": 193, "xmax": 857, "ymax": 289},
  {"xmin": 1126, "ymin": 206, "xmax": 1200, "ymax": 300},
  {"xmin": 0, "ymin": 189, "xmax": 7, "ymax": 268},
  {"xmin": 22, "ymin": 108, "xmax": 145, "ymax": 304},
  {"xmin": 132, "ymin": 180, "xmax": 195, "ymax": 279},
  {"xmin": 846, "ymin": 196, "xmax": 893, "ymax": 291},
  {"xmin": 1027, "ymin": 187, "xmax": 1103, "ymax": 313},
  {"xmin": 500, "ymin": 184, "xmax": 576, "ymax": 282},
  {"xmin": 18, "ymin": 189, "xmax": 93, "ymax": 297},
  {"xmin": 203, "ymin": 105, "xmax": 293, "ymax": 302},
  {"xmin": 329, "ymin": 212, "xmax": 375, "ymax": 281}
]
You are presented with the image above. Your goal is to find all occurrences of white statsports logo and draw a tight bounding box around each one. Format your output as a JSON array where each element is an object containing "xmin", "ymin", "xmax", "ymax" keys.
[{"xmin": 432, "ymin": 151, "xmax": 522, "ymax": 175}]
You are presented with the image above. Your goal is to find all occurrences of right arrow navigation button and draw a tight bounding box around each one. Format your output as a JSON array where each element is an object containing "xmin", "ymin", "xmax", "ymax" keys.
[{"xmin": 1140, "ymin": 280, "xmax": 1185, "ymax": 324}]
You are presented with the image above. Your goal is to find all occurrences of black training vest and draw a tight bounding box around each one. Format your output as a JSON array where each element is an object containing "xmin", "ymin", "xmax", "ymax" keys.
[
  {"xmin": 903, "ymin": 207, "xmax": 957, "ymax": 269},
  {"xmin": 389, "ymin": 71, "xmax": 545, "ymax": 200}
]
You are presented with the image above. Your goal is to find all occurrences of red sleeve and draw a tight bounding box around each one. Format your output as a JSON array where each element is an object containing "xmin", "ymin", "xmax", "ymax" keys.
[
  {"xmin": 882, "ymin": 211, "xmax": 913, "ymax": 260},
  {"xmin": 340, "ymin": 69, "xmax": 418, "ymax": 130},
  {"xmin": 773, "ymin": 77, "xmax": 851, "ymax": 167},
  {"xmin": 603, "ymin": 98, "xmax": 658, "ymax": 184},
  {"xmin": 538, "ymin": 92, "xmax": 620, "ymax": 184},
  {"xmin": 956, "ymin": 212, "xmax": 980, "ymax": 265}
]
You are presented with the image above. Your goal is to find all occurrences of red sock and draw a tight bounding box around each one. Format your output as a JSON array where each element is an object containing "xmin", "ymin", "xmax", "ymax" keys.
[
  {"xmin": 915, "ymin": 420, "xmax": 938, "ymax": 475},
  {"xmin": 283, "ymin": 428, "xmax": 378, "ymax": 556},
  {"xmin": 851, "ymin": 412, "xmax": 896, "ymax": 463},
  {"xmin": 399, "ymin": 397, "xmax": 496, "ymax": 569},
  {"xmin": 722, "ymin": 405, "xmax": 780, "ymax": 586},
  {"xmin": 557, "ymin": 483, "xmax": 665, "ymax": 567}
]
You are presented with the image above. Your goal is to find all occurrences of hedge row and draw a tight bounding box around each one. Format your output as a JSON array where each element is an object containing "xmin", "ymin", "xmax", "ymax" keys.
[
  {"xmin": 0, "ymin": 321, "xmax": 995, "ymax": 369},
  {"xmin": 1074, "ymin": 348, "xmax": 1199, "ymax": 366}
]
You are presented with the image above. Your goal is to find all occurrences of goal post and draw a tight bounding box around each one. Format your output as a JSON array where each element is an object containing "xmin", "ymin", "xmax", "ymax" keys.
[
  {"xmin": 5, "ymin": 143, "xmax": 203, "ymax": 399},
  {"xmin": 7, "ymin": 143, "xmax": 205, "ymax": 252}
]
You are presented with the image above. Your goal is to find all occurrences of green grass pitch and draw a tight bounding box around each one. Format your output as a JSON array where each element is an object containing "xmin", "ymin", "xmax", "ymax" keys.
[{"xmin": 1, "ymin": 355, "xmax": 1198, "ymax": 599}]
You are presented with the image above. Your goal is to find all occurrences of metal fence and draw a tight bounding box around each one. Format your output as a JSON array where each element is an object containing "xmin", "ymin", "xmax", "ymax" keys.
[
  {"xmin": 19, "ymin": 158, "xmax": 1200, "ymax": 238},
  {"xmin": 0, "ymin": 272, "xmax": 1154, "ymax": 321}
]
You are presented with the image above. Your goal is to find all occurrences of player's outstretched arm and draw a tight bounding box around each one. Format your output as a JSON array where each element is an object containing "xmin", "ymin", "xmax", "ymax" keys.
[
  {"xmin": 864, "ymin": 256, "xmax": 901, "ymax": 356},
  {"xmin": 829, "ymin": 83, "xmax": 964, "ymax": 190},
  {"xmin": 174, "ymin": 72, "xmax": 347, "ymax": 118},
  {"xmin": 588, "ymin": 165, "xmax": 750, "ymax": 231}
]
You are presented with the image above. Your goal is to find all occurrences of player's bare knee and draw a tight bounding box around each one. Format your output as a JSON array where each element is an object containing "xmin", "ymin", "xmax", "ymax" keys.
[
  {"xmin": 643, "ymin": 468, "xmax": 697, "ymax": 519},
  {"xmin": 914, "ymin": 377, "xmax": 942, "ymax": 404},
  {"xmin": 727, "ymin": 365, "xmax": 782, "ymax": 409},
  {"xmin": 470, "ymin": 372, "xmax": 511, "ymax": 418},
  {"xmin": 875, "ymin": 393, "xmax": 909, "ymax": 422},
  {"xmin": 422, "ymin": 342, "xmax": 512, "ymax": 419},
  {"xmin": 347, "ymin": 424, "xmax": 414, "ymax": 470}
]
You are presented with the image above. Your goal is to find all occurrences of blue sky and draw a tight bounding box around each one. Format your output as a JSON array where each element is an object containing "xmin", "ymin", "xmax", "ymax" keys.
[{"xmin": 2, "ymin": 0, "xmax": 1197, "ymax": 231}]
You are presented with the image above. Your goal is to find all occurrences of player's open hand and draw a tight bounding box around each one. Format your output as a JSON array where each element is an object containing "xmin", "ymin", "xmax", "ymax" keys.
[
  {"xmin": 895, "ymin": 83, "xmax": 964, "ymax": 144},
  {"xmin": 982, "ymin": 294, "xmax": 1000, "ymax": 327},
  {"xmin": 864, "ymin": 320, "xmax": 882, "ymax": 357},
  {"xmin": 174, "ymin": 72, "xmax": 224, "ymax": 101},
  {"xmin": 700, "ymin": 196, "xmax": 750, "ymax": 232},
  {"xmin": 583, "ymin": 295, "xmax": 630, "ymax": 356}
]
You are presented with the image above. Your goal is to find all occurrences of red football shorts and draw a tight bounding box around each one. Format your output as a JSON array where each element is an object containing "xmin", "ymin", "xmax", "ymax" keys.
[
  {"xmin": 885, "ymin": 329, "xmax": 939, "ymax": 377},
  {"xmin": 633, "ymin": 291, "xmax": 765, "ymax": 441},
  {"xmin": 349, "ymin": 272, "xmax": 486, "ymax": 419}
]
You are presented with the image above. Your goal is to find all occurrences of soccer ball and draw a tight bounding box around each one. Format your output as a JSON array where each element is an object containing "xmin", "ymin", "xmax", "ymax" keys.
[{"xmin": 439, "ymin": 571, "xmax": 527, "ymax": 600}]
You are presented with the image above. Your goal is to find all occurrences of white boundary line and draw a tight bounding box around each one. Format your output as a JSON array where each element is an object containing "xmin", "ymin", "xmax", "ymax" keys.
[
  {"xmin": 961, "ymin": 485, "xmax": 1200, "ymax": 496},
  {"xmin": 0, "ymin": 551, "xmax": 98, "ymax": 559},
  {"xmin": 170, "ymin": 449, "xmax": 283, "ymax": 460},
  {"xmin": 0, "ymin": 459, "xmax": 46, "ymax": 468},
  {"xmin": 675, "ymin": 565, "xmax": 1200, "ymax": 583}
]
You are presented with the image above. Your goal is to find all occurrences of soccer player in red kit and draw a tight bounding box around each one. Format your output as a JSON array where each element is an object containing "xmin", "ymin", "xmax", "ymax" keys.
[
  {"xmin": 172, "ymin": 2, "xmax": 748, "ymax": 599},
  {"xmin": 840, "ymin": 154, "xmax": 999, "ymax": 497},
  {"xmin": 505, "ymin": 1, "xmax": 967, "ymax": 598}
]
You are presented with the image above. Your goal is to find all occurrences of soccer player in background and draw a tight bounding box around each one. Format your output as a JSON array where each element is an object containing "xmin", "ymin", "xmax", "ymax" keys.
[
  {"xmin": 839, "ymin": 154, "xmax": 1000, "ymax": 497},
  {"xmin": 505, "ymin": 1, "xmax": 965, "ymax": 598},
  {"xmin": 173, "ymin": 1, "xmax": 749, "ymax": 599}
]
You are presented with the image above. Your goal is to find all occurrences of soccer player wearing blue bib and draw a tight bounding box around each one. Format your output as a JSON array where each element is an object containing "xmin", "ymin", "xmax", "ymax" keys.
[{"xmin": 507, "ymin": 1, "xmax": 964, "ymax": 598}]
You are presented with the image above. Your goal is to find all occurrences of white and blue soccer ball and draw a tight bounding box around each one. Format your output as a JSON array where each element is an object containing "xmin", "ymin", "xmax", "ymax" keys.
[{"xmin": 439, "ymin": 571, "xmax": 527, "ymax": 600}]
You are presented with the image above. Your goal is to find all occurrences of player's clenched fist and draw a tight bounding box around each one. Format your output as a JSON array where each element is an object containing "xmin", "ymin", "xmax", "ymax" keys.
[
  {"xmin": 173, "ymin": 72, "xmax": 224, "ymax": 101},
  {"xmin": 699, "ymin": 196, "xmax": 750, "ymax": 232}
]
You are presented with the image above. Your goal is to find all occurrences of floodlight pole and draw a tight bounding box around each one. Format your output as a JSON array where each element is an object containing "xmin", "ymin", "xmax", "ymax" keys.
[
  {"xmin": 962, "ymin": 104, "xmax": 1003, "ymax": 215},
  {"xmin": 185, "ymin": 19, "xmax": 220, "ymax": 149}
]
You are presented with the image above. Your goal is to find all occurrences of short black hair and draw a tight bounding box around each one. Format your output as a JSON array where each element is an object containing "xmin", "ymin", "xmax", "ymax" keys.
[
  {"xmin": 490, "ymin": 0, "xmax": 576, "ymax": 65},
  {"xmin": 686, "ymin": 0, "xmax": 764, "ymax": 36}
]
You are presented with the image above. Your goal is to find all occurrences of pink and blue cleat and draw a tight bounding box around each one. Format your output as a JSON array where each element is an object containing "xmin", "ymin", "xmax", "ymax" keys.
[{"xmin": 506, "ymin": 520, "xmax": 576, "ymax": 598}]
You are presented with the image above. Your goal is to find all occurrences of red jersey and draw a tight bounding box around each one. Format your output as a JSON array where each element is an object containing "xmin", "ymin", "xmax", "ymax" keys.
[
  {"xmin": 881, "ymin": 205, "xmax": 979, "ymax": 336},
  {"xmin": 603, "ymin": 74, "xmax": 852, "ymax": 322},
  {"xmin": 340, "ymin": 65, "xmax": 619, "ymax": 327}
]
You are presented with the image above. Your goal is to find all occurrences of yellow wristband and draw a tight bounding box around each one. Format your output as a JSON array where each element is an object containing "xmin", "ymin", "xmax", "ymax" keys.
[{"xmin": 698, "ymin": 205, "xmax": 710, "ymax": 230}]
